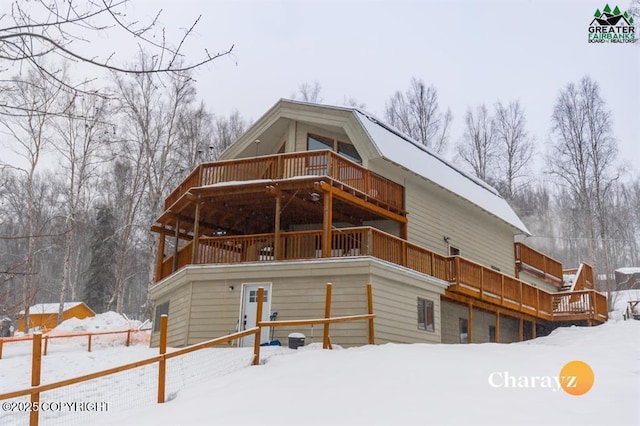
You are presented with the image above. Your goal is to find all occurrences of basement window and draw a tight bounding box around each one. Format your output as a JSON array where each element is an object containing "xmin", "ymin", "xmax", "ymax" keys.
[
  {"xmin": 417, "ymin": 297, "xmax": 435, "ymax": 332},
  {"xmin": 153, "ymin": 301, "xmax": 169, "ymax": 332}
]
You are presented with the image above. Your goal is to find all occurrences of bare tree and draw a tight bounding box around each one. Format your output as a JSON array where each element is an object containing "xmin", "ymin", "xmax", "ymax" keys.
[
  {"xmin": 0, "ymin": 68, "xmax": 61, "ymax": 331},
  {"xmin": 549, "ymin": 76, "xmax": 619, "ymax": 304},
  {"xmin": 456, "ymin": 104, "xmax": 496, "ymax": 181},
  {"xmin": 0, "ymin": 0, "xmax": 234, "ymax": 116},
  {"xmin": 492, "ymin": 100, "xmax": 534, "ymax": 199},
  {"xmin": 384, "ymin": 77, "xmax": 452, "ymax": 154},
  {"xmin": 292, "ymin": 81, "xmax": 323, "ymax": 103},
  {"xmin": 111, "ymin": 51, "xmax": 196, "ymax": 313},
  {"xmin": 52, "ymin": 87, "xmax": 111, "ymax": 323}
]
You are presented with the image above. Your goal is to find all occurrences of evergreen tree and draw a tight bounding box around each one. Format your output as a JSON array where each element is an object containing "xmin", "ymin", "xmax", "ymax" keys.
[{"xmin": 83, "ymin": 205, "xmax": 117, "ymax": 313}]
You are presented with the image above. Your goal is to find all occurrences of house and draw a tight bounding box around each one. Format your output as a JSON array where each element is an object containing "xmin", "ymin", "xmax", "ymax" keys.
[
  {"xmin": 614, "ymin": 268, "xmax": 640, "ymax": 291},
  {"xmin": 149, "ymin": 100, "xmax": 607, "ymax": 348},
  {"xmin": 17, "ymin": 302, "xmax": 95, "ymax": 332}
]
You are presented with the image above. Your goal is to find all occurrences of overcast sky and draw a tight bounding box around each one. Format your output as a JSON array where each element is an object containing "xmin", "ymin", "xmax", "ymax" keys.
[
  {"xmin": 5, "ymin": 0, "xmax": 640, "ymax": 176},
  {"xmin": 138, "ymin": 0, "xmax": 638, "ymax": 174}
]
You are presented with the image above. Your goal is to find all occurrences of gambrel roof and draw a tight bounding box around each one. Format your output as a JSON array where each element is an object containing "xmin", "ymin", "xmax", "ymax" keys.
[
  {"xmin": 222, "ymin": 99, "xmax": 530, "ymax": 235},
  {"xmin": 353, "ymin": 109, "xmax": 530, "ymax": 234}
]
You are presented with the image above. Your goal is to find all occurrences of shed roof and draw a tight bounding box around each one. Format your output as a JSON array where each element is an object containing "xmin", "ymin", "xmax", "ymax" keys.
[{"xmin": 20, "ymin": 302, "xmax": 93, "ymax": 315}]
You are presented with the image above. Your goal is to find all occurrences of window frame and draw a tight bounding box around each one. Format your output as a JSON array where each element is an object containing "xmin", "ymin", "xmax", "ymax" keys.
[
  {"xmin": 153, "ymin": 301, "xmax": 170, "ymax": 332},
  {"xmin": 306, "ymin": 133, "xmax": 362, "ymax": 164},
  {"xmin": 417, "ymin": 297, "xmax": 435, "ymax": 332}
]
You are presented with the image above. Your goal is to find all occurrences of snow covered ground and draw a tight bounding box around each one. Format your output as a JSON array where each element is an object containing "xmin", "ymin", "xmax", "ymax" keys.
[{"xmin": 1, "ymin": 311, "xmax": 639, "ymax": 426}]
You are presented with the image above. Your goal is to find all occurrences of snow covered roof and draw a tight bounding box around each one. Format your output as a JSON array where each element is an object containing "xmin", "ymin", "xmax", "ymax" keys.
[
  {"xmin": 616, "ymin": 267, "xmax": 640, "ymax": 275},
  {"xmin": 20, "ymin": 302, "xmax": 88, "ymax": 315},
  {"xmin": 353, "ymin": 110, "xmax": 530, "ymax": 234}
]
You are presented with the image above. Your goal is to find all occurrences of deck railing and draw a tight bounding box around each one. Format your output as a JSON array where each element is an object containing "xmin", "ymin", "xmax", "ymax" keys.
[
  {"xmin": 157, "ymin": 226, "xmax": 607, "ymax": 322},
  {"xmin": 566, "ymin": 263, "xmax": 594, "ymax": 291},
  {"xmin": 514, "ymin": 242, "xmax": 563, "ymax": 284},
  {"xmin": 552, "ymin": 289, "xmax": 607, "ymax": 321},
  {"xmin": 164, "ymin": 150, "xmax": 405, "ymax": 210}
]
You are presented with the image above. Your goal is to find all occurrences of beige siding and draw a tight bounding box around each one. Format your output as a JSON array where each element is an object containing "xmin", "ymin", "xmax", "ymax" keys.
[
  {"xmin": 517, "ymin": 271, "xmax": 560, "ymax": 293},
  {"xmin": 149, "ymin": 259, "xmax": 448, "ymax": 348},
  {"xmin": 403, "ymin": 178, "xmax": 516, "ymax": 275},
  {"xmin": 150, "ymin": 281, "xmax": 192, "ymax": 348}
]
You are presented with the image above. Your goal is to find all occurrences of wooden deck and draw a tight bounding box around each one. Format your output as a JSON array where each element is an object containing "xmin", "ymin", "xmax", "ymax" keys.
[
  {"xmin": 164, "ymin": 150, "xmax": 405, "ymax": 212},
  {"xmin": 514, "ymin": 242, "xmax": 564, "ymax": 286},
  {"xmin": 156, "ymin": 226, "xmax": 607, "ymax": 323}
]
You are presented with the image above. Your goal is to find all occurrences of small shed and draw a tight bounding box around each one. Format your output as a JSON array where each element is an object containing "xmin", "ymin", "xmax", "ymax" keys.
[{"xmin": 17, "ymin": 302, "xmax": 96, "ymax": 332}]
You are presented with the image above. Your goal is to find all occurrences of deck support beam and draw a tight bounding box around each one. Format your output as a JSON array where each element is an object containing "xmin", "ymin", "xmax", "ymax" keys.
[
  {"xmin": 155, "ymin": 230, "xmax": 166, "ymax": 282},
  {"xmin": 274, "ymin": 195, "xmax": 282, "ymax": 260},
  {"xmin": 495, "ymin": 311, "xmax": 500, "ymax": 343},
  {"xmin": 191, "ymin": 201, "xmax": 201, "ymax": 263},
  {"xmin": 519, "ymin": 318, "xmax": 524, "ymax": 342},
  {"xmin": 468, "ymin": 302, "xmax": 473, "ymax": 344},
  {"xmin": 172, "ymin": 217, "xmax": 180, "ymax": 273},
  {"xmin": 322, "ymin": 188, "xmax": 333, "ymax": 257}
]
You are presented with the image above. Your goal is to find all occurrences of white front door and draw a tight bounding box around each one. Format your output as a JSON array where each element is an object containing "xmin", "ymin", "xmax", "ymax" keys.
[{"xmin": 240, "ymin": 284, "xmax": 272, "ymax": 347}]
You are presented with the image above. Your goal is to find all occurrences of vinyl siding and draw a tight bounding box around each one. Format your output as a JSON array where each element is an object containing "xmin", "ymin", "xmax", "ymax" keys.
[{"xmin": 149, "ymin": 259, "xmax": 447, "ymax": 348}]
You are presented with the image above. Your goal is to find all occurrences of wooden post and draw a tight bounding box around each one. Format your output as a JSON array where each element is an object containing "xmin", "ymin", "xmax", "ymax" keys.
[
  {"xmin": 323, "ymin": 283, "xmax": 333, "ymax": 349},
  {"xmin": 191, "ymin": 201, "xmax": 200, "ymax": 263},
  {"xmin": 155, "ymin": 230, "xmax": 166, "ymax": 282},
  {"xmin": 0, "ymin": 338, "xmax": 3, "ymax": 360},
  {"xmin": 274, "ymin": 195, "xmax": 281, "ymax": 260},
  {"xmin": 126, "ymin": 330, "xmax": 131, "ymax": 347},
  {"xmin": 30, "ymin": 332, "xmax": 42, "ymax": 426},
  {"xmin": 44, "ymin": 335, "xmax": 49, "ymax": 356},
  {"xmin": 532, "ymin": 320, "xmax": 537, "ymax": 338},
  {"xmin": 88, "ymin": 334, "xmax": 92, "ymax": 352},
  {"xmin": 252, "ymin": 287, "xmax": 264, "ymax": 366},
  {"xmin": 468, "ymin": 303, "xmax": 473, "ymax": 344},
  {"xmin": 172, "ymin": 218, "xmax": 180, "ymax": 272},
  {"xmin": 591, "ymin": 290, "xmax": 597, "ymax": 322},
  {"xmin": 158, "ymin": 314, "xmax": 168, "ymax": 403},
  {"xmin": 519, "ymin": 318, "xmax": 524, "ymax": 342},
  {"xmin": 322, "ymin": 189, "xmax": 333, "ymax": 258},
  {"xmin": 495, "ymin": 312, "xmax": 500, "ymax": 343},
  {"xmin": 367, "ymin": 283, "xmax": 375, "ymax": 345}
]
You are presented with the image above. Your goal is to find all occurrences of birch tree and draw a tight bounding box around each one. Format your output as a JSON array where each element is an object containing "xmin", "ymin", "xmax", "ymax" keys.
[
  {"xmin": 492, "ymin": 100, "xmax": 534, "ymax": 199},
  {"xmin": 456, "ymin": 104, "xmax": 496, "ymax": 182},
  {"xmin": 385, "ymin": 77, "xmax": 452, "ymax": 154},
  {"xmin": 52, "ymin": 89, "xmax": 111, "ymax": 322}
]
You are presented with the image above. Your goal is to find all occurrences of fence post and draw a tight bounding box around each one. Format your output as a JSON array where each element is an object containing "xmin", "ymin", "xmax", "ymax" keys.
[
  {"xmin": 44, "ymin": 335, "xmax": 49, "ymax": 356},
  {"xmin": 252, "ymin": 287, "xmax": 264, "ymax": 366},
  {"xmin": 30, "ymin": 332, "xmax": 42, "ymax": 426},
  {"xmin": 157, "ymin": 314, "xmax": 168, "ymax": 403},
  {"xmin": 126, "ymin": 330, "xmax": 131, "ymax": 347},
  {"xmin": 88, "ymin": 334, "xmax": 92, "ymax": 353},
  {"xmin": 367, "ymin": 283, "xmax": 375, "ymax": 345},
  {"xmin": 0, "ymin": 338, "xmax": 3, "ymax": 360},
  {"xmin": 323, "ymin": 283, "xmax": 333, "ymax": 349}
]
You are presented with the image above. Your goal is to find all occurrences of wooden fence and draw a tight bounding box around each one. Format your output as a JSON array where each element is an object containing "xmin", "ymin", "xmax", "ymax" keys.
[
  {"xmin": 0, "ymin": 283, "xmax": 374, "ymax": 426},
  {"xmin": 0, "ymin": 329, "xmax": 147, "ymax": 360}
]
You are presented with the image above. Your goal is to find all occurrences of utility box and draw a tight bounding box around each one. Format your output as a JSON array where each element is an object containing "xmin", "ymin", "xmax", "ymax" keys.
[{"xmin": 287, "ymin": 332, "xmax": 305, "ymax": 349}]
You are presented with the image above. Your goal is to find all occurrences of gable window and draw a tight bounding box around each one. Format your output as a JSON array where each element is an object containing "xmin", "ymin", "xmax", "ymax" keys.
[
  {"xmin": 307, "ymin": 134, "xmax": 362, "ymax": 164},
  {"xmin": 417, "ymin": 297, "xmax": 435, "ymax": 332},
  {"xmin": 154, "ymin": 301, "xmax": 169, "ymax": 332}
]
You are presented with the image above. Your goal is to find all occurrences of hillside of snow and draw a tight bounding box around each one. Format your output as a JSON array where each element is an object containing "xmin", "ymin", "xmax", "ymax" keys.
[{"xmin": 1, "ymin": 311, "xmax": 639, "ymax": 426}]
